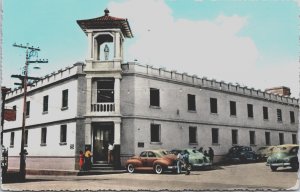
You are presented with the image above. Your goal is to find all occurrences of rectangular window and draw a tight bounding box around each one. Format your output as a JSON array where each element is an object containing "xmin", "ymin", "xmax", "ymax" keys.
[
  {"xmin": 247, "ymin": 104, "xmax": 253, "ymax": 118},
  {"xmin": 188, "ymin": 94, "xmax": 196, "ymax": 111},
  {"xmin": 189, "ymin": 126, "xmax": 197, "ymax": 143},
  {"xmin": 249, "ymin": 131, "xmax": 255, "ymax": 145},
  {"xmin": 150, "ymin": 124, "xmax": 160, "ymax": 142},
  {"xmin": 290, "ymin": 111, "xmax": 295, "ymax": 123},
  {"xmin": 211, "ymin": 128, "xmax": 219, "ymax": 144},
  {"xmin": 43, "ymin": 95, "xmax": 49, "ymax": 112},
  {"xmin": 41, "ymin": 128, "xmax": 47, "ymax": 146},
  {"xmin": 10, "ymin": 132, "xmax": 14, "ymax": 147},
  {"xmin": 97, "ymin": 79, "xmax": 114, "ymax": 103},
  {"xmin": 279, "ymin": 133, "xmax": 284, "ymax": 145},
  {"xmin": 150, "ymin": 88, "xmax": 160, "ymax": 107},
  {"xmin": 292, "ymin": 134, "xmax": 297, "ymax": 144},
  {"xmin": 232, "ymin": 129, "xmax": 238, "ymax": 145},
  {"xmin": 62, "ymin": 89, "xmax": 68, "ymax": 108},
  {"xmin": 230, "ymin": 101, "xmax": 236, "ymax": 116},
  {"xmin": 24, "ymin": 130, "xmax": 28, "ymax": 147},
  {"xmin": 210, "ymin": 98, "xmax": 218, "ymax": 114},
  {"xmin": 265, "ymin": 132, "xmax": 271, "ymax": 146},
  {"xmin": 26, "ymin": 101, "xmax": 30, "ymax": 116},
  {"xmin": 277, "ymin": 109, "xmax": 282, "ymax": 122},
  {"xmin": 263, "ymin": 106, "xmax": 268, "ymax": 120},
  {"xmin": 60, "ymin": 125, "xmax": 67, "ymax": 143}
]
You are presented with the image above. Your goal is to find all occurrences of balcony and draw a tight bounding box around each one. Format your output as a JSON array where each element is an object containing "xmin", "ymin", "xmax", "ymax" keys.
[{"xmin": 91, "ymin": 103, "xmax": 115, "ymax": 113}]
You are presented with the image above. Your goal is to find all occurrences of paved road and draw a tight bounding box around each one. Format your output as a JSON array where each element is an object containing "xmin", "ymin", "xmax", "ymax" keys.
[{"xmin": 1, "ymin": 162, "xmax": 298, "ymax": 191}]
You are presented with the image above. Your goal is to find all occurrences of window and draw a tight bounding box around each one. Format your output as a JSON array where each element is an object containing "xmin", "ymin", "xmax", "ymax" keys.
[
  {"xmin": 210, "ymin": 98, "xmax": 218, "ymax": 114},
  {"xmin": 150, "ymin": 88, "xmax": 160, "ymax": 107},
  {"xmin": 277, "ymin": 109, "xmax": 282, "ymax": 122},
  {"xmin": 290, "ymin": 111, "xmax": 295, "ymax": 123},
  {"xmin": 232, "ymin": 129, "xmax": 238, "ymax": 145},
  {"xmin": 140, "ymin": 151, "xmax": 147, "ymax": 157},
  {"xmin": 249, "ymin": 131, "xmax": 255, "ymax": 145},
  {"xmin": 10, "ymin": 132, "xmax": 14, "ymax": 147},
  {"xmin": 279, "ymin": 133, "xmax": 284, "ymax": 145},
  {"xmin": 265, "ymin": 132, "xmax": 271, "ymax": 146},
  {"xmin": 26, "ymin": 101, "xmax": 30, "ymax": 116},
  {"xmin": 43, "ymin": 95, "xmax": 49, "ymax": 112},
  {"xmin": 62, "ymin": 89, "xmax": 68, "ymax": 108},
  {"xmin": 41, "ymin": 128, "xmax": 47, "ymax": 146},
  {"xmin": 148, "ymin": 151, "xmax": 156, "ymax": 157},
  {"xmin": 211, "ymin": 128, "xmax": 219, "ymax": 144},
  {"xmin": 263, "ymin": 106, "xmax": 268, "ymax": 120},
  {"xmin": 24, "ymin": 130, "xmax": 28, "ymax": 147},
  {"xmin": 150, "ymin": 124, "xmax": 160, "ymax": 142},
  {"xmin": 188, "ymin": 94, "xmax": 196, "ymax": 111},
  {"xmin": 13, "ymin": 105, "xmax": 16, "ymax": 111},
  {"xmin": 60, "ymin": 125, "xmax": 67, "ymax": 144},
  {"xmin": 97, "ymin": 79, "xmax": 114, "ymax": 103},
  {"xmin": 292, "ymin": 134, "xmax": 297, "ymax": 144},
  {"xmin": 230, "ymin": 101, "xmax": 236, "ymax": 116},
  {"xmin": 189, "ymin": 126, "xmax": 197, "ymax": 143},
  {"xmin": 247, "ymin": 104, "xmax": 253, "ymax": 118}
]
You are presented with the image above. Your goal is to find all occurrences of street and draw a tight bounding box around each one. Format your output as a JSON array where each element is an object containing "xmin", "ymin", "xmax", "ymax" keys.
[{"xmin": 1, "ymin": 162, "xmax": 298, "ymax": 191}]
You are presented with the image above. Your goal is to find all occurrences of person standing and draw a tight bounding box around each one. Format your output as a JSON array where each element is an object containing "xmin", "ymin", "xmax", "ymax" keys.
[
  {"xmin": 182, "ymin": 150, "xmax": 191, "ymax": 175},
  {"xmin": 208, "ymin": 147, "xmax": 214, "ymax": 163},
  {"xmin": 108, "ymin": 142, "xmax": 115, "ymax": 164},
  {"xmin": 84, "ymin": 147, "xmax": 93, "ymax": 170},
  {"xmin": 176, "ymin": 151, "xmax": 183, "ymax": 174},
  {"xmin": 79, "ymin": 150, "xmax": 84, "ymax": 171}
]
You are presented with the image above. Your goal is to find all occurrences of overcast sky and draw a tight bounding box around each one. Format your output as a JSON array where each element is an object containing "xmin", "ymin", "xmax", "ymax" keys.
[{"xmin": 2, "ymin": 0, "xmax": 299, "ymax": 97}]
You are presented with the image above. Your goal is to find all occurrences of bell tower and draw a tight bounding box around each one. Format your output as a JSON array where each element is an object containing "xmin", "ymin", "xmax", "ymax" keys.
[{"xmin": 77, "ymin": 9, "xmax": 133, "ymax": 167}]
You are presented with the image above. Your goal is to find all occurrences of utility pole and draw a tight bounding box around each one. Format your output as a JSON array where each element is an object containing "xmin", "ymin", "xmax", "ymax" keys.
[{"xmin": 12, "ymin": 43, "xmax": 48, "ymax": 181}]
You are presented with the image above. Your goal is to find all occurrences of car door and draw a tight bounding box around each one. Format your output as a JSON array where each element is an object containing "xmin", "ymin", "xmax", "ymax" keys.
[
  {"xmin": 139, "ymin": 151, "xmax": 148, "ymax": 167},
  {"xmin": 147, "ymin": 151, "xmax": 159, "ymax": 167}
]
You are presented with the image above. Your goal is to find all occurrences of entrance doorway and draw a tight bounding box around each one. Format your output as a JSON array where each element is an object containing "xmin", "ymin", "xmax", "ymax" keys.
[{"xmin": 92, "ymin": 123, "xmax": 114, "ymax": 163}]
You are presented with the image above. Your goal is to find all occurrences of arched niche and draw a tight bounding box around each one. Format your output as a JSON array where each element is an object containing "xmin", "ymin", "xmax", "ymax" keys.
[{"xmin": 93, "ymin": 33, "xmax": 115, "ymax": 61}]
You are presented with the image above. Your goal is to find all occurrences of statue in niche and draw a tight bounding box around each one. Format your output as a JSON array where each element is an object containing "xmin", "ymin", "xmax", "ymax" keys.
[{"xmin": 104, "ymin": 44, "xmax": 109, "ymax": 60}]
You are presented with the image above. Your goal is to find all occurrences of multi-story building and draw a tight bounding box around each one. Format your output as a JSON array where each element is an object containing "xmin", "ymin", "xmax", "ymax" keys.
[{"xmin": 2, "ymin": 9, "xmax": 298, "ymax": 173}]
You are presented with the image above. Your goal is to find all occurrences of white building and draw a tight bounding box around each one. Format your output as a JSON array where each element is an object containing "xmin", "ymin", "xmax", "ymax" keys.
[{"xmin": 2, "ymin": 9, "xmax": 299, "ymax": 174}]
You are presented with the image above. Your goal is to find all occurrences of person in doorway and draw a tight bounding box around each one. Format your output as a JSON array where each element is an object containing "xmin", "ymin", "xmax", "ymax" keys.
[
  {"xmin": 208, "ymin": 147, "xmax": 214, "ymax": 164},
  {"xmin": 79, "ymin": 150, "xmax": 84, "ymax": 171},
  {"xmin": 108, "ymin": 142, "xmax": 115, "ymax": 164},
  {"xmin": 84, "ymin": 147, "xmax": 93, "ymax": 170}
]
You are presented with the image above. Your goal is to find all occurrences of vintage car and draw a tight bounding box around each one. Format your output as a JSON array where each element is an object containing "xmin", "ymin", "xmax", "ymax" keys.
[
  {"xmin": 225, "ymin": 146, "xmax": 257, "ymax": 163},
  {"xmin": 125, "ymin": 150, "xmax": 177, "ymax": 174},
  {"xmin": 256, "ymin": 146, "xmax": 276, "ymax": 161},
  {"xmin": 266, "ymin": 144, "xmax": 299, "ymax": 171},
  {"xmin": 170, "ymin": 149, "xmax": 212, "ymax": 170}
]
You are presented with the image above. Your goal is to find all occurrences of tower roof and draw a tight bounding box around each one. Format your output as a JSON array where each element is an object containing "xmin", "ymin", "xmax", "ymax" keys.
[{"xmin": 77, "ymin": 9, "xmax": 133, "ymax": 38}]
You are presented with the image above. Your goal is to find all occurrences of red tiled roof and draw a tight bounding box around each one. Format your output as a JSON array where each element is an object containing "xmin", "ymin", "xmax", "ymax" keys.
[{"xmin": 77, "ymin": 9, "xmax": 133, "ymax": 38}]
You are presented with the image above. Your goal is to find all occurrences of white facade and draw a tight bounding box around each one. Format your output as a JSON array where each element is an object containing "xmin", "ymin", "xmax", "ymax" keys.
[{"xmin": 2, "ymin": 10, "xmax": 299, "ymax": 173}]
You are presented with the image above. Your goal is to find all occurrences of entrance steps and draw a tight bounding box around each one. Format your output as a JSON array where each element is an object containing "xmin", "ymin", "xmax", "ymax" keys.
[{"xmin": 78, "ymin": 161, "xmax": 126, "ymax": 176}]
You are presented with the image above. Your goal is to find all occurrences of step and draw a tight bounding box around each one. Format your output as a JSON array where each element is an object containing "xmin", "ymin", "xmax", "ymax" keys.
[
  {"xmin": 92, "ymin": 163, "xmax": 113, "ymax": 167},
  {"xmin": 90, "ymin": 166, "xmax": 115, "ymax": 170}
]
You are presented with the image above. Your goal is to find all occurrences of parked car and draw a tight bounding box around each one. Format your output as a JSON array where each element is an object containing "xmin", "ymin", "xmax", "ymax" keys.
[
  {"xmin": 225, "ymin": 146, "xmax": 257, "ymax": 163},
  {"xmin": 256, "ymin": 146, "xmax": 276, "ymax": 161},
  {"xmin": 170, "ymin": 149, "xmax": 212, "ymax": 170},
  {"xmin": 266, "ymin": 144, "xmax": 299, "ymax": 171},
  {"xmin": 125, "ymin": 150, "xmax": 177, "ymax": 174}
]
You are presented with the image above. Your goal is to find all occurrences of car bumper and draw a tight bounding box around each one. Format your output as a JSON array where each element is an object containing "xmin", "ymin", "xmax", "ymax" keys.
[
  {"xmin": 266, "ymin": 162, "xmax": 291, "ymax": 167},
  {"xmin": 167, "ymin": 166, "xmax": 178, "ymax": 170},
  {"xmin": 192, "ymin": 162, "xmax": 212, "ymax": 167}
]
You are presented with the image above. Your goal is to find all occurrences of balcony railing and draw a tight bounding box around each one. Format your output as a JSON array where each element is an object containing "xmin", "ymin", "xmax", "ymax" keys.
[{"xmin": 91, "ymin": 103, "xmax": 115, "ymax": 112}]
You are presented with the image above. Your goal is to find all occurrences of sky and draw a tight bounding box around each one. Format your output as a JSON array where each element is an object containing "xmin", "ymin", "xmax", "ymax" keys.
[{"xmin": 2, "ymin": 0, "xmax": 299, "ymax": 97}]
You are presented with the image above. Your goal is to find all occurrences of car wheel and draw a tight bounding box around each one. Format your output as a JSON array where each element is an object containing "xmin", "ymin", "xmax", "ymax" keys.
[
  {"xmin": 127, "ymin": 164, "xmax": 135, "ymax": 173},
  {"xmin": 270, "ymin": 166, "xmax": 277, "ymax": 171},
  {"xmin": 186, "ymin": 163, "xmax": 192, "ymax": 171},
  {"xmin": 154, "ymin": 164, "xmax": 164, "ymax": 174}
]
